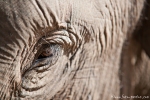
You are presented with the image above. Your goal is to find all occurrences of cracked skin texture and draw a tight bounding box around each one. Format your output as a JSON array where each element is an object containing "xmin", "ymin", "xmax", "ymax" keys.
[{"xmin": 0, "ymin": 0, "xmax": 150, "ymax": 100}]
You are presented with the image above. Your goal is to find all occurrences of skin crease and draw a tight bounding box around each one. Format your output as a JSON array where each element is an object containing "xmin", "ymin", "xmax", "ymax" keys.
[{"xmin": 0, "ymin": 0, "xmax": 149, "ymax": 100}]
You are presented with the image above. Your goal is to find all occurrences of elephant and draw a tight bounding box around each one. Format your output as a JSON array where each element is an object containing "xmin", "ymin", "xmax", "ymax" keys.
[{"xmin": 0, "ymin": 0, "xmax": 150, "ymax": 99}]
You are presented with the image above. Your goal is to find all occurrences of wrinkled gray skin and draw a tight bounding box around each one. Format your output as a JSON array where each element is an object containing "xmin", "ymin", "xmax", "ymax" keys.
[{"xmin": 0, "ymin": 0, "xmax": 150, "ymax": 100}]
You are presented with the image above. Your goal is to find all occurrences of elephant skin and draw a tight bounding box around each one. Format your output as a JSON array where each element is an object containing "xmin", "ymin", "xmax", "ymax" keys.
[{"xmin": 0, "ymin": 0, "xmax": 149, "ymax": 100}]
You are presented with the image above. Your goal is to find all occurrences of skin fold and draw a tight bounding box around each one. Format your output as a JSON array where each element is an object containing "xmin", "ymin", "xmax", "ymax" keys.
[{"xmin": 0, "ymin": 0, "xmax": 149, "ymax": 100}]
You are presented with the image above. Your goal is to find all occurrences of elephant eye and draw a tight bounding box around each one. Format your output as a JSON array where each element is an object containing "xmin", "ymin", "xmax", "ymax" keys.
[
  {"xmin": 37, "ymin": 47, "xmax": 53, "ymax": 59},
  {"xmin": 36, "ymin": 43, "xmax": 60, "ymax": 60},
  {"xmin": 30, "ymin": 44, "xmax": 62, "ymax": 71}
]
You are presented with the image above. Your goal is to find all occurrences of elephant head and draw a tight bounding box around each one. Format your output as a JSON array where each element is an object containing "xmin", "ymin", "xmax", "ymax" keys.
[{"xmin": 0, "ymin": 0, "xmax": 149, "ymax": 100}]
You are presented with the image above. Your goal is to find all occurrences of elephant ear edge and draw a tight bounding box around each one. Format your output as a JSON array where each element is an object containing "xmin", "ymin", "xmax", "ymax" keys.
[
  {"xmin": 135, "ymin": 0, "xmax": 150, "ymax": 58},
  {"xmin": 126, "ymin": 0, "xmax": 150, "ymax": 97}
]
